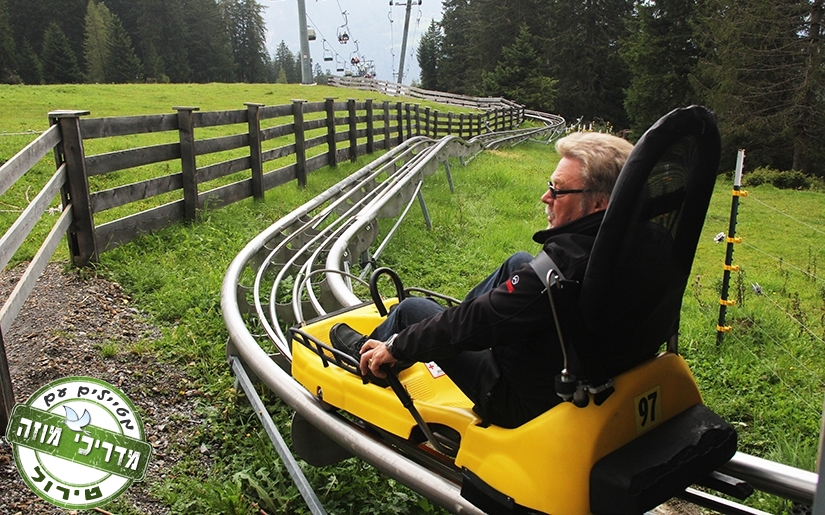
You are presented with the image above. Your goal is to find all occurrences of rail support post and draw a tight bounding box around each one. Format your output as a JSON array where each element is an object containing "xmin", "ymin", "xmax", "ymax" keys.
[
  {"xmin": 174, "ymin": 106, "xmax": 200, "ymax": 222},
  {"xmin": 246, "ymin": 103, "xmax": 265, "ymax": 200},
  {"xmin": 49, "ymin": 109, "xmax": 95, "ymax": 266}
]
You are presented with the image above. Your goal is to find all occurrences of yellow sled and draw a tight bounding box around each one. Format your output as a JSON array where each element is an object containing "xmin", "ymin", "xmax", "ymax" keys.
[{"xmin": 290, "ymin": 106, "xmax": 742, "ymax": 515}]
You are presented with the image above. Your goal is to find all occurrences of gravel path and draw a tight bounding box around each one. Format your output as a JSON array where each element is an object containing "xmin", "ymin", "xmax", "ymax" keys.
[{"xmin": 1, "ymin": 262, "xmax": 204, "ymax": 515}]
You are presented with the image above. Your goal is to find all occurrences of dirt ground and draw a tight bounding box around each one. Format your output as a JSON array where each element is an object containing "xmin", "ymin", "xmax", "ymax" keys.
[{"xmin": 0, "ymin": 262, "xmax": 204, "ymax": 515}]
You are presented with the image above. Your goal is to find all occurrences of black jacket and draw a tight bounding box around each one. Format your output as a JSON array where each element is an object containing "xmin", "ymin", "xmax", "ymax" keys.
[{"xmin": 391, "ymin": 211, "xmax": 604, "ymax": 425}]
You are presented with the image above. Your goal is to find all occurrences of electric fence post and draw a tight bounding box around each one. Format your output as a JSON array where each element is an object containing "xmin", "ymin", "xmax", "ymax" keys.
[{"xmin": 716, "ymin": 149, "xmax": 748, "ymax": 344}]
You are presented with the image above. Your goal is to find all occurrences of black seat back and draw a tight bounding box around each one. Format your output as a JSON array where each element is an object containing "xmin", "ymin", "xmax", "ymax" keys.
[{"xmin": 573, "ymin": 106, "xmax": 721, "ymax": 383}]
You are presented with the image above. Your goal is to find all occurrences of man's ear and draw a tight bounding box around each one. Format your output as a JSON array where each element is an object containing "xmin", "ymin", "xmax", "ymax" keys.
[{"xmin": 592, "ymin": 194, "xmax": 610, "ymax": 212}]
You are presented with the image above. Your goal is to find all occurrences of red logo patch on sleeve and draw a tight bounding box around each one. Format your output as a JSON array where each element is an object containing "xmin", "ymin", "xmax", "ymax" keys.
[{"xmin": 505, "ymin": 275, "xmax": 519, "ymax": 293}]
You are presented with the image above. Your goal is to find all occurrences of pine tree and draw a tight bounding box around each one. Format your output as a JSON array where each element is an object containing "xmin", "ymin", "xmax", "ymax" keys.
[
  {"xmin": 620, "ymin": 0, "xmax": 700, "ymax": 138},
  {"xmin": 106, "ymin": 17, "xmax": 143, "ymax": 83},
  {"xmin": 220, "ymin": 0, "xmax": 268, "ymax": 82},
  {"xmin": 693, "ymin": 0, "xmax": 824, "ymax": 173},
  {"xmin": 17, "ymin": 39, "xmax": 42, "ymax": 85},
  {"xmin": 416, "ymin": 19, "xmax": 442, "ymax": 91},
  {"xmin": 184, "ymin": 0, "xmax": 236, "ymax": 83},
  {"xmin": 41, "ymin": 22, "xmax": 83, "ymax": 84},
  {"xmin": 0, "ymin": 0, "xmax": 18, "ymax": 83},
  {"xmin": 142, "ymin": 42, "xmax": 165, "ymax": 82},
  {"xmin": 273, "ymin": 41, "xmax": 297, "ymax": 84},
  {"xmin": 438, "ymin": 0, "xmax": 477, "ymax": 93},
  {"xmin": 479, "ymin": 24, "xmax": 557, "ymax": 112},
  {"xmin": 137, "ymin": 0, "xmax": 192, "ymax": 82},
  {"xmin": 84, "ymin": 0, "xmax": 114, "ymax": 83},
  {"xmin": 313, "ymin": 62, "xmax": 328, "ymax": 85},
  {"xmin": 544, "ymin": 0, "xmax": 632, "ymax": 126}
]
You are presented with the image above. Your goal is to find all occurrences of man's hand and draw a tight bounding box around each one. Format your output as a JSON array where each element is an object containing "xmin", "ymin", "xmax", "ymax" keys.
[{"xmin": 359, "ymin": 339, "xmax": 398, "ymax": 378}]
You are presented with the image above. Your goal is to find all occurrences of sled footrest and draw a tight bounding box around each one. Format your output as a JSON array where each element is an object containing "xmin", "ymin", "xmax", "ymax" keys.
[{"xmin": 590, "ymin": 404, "xmax": 737, "ymax": 515}]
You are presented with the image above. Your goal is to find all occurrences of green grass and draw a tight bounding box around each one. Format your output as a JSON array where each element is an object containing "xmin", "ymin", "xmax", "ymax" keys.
[{"xmin": 3, "ymin": 84, "xmax": 825, "ymax": 513}]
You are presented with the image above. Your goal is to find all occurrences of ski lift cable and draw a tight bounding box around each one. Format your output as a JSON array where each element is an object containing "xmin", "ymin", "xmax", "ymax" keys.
[{"xmin": 388, "ymin": 6, "xmax": 397, "ymax": 78}]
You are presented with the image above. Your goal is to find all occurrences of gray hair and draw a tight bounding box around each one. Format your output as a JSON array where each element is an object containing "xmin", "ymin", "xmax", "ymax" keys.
[{"xmin": 555, "ymin": 132, "xmax": 634, "ymax": 204}]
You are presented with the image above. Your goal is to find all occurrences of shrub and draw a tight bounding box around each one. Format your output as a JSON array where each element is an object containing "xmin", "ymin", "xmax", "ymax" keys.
[{"xmin": 743, "ymin": 167, "xmax": 812, "ymax": 190}]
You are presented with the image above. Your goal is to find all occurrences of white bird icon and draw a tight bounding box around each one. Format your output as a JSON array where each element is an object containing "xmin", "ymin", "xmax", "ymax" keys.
[{"xmin": 63, "ymin": 405, "xmax": 92, "ymax": 432}]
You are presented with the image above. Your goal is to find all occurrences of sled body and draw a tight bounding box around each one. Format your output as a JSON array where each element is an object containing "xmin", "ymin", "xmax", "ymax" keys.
[{"xmin": 291, "ymin": 301, "xmax": 713, "ymax": 515}]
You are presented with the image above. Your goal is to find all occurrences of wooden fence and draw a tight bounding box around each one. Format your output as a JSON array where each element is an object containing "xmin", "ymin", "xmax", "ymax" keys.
[
  {"xmin": 0, "ymin": 94, "xmax": 525, "ymax": 431},
  {"xmin": 70, "ymin": 98, "xmax": 522, "ymax": 265}
]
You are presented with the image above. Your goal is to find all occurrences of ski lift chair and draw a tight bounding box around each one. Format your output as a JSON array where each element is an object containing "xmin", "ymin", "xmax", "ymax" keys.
[
  {"xmin": 337, "ymin": 26, "xmax": 349, "ymax": 43},
  {"xmin": 335, "ymin": 57, "xmax": 345, "ymax": 73}
]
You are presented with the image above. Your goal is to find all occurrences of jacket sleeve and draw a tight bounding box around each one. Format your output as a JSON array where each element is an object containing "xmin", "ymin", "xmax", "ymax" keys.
[
  {"xmin": 392, "ymin": 262, "xmax": 550, "ymax": 362},
  {"xmin": 392, "ymin": 234, "xmax": 594, "ymax": 363}
]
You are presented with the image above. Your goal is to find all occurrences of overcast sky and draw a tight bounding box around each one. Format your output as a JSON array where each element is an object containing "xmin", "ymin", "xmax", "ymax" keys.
[{"xmin": 263, "ymin": 0, "xmax": 443, "ymax": 84}]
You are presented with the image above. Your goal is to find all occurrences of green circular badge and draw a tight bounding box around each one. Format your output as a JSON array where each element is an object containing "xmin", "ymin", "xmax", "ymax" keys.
[{"xmin": 5, "ymin": 376, "xmax": 152, "ymax": 509}]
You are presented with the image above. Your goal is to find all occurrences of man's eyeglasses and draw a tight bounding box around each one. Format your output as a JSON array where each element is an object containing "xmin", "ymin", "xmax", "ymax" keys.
[{"xmin": 546, "ymin": 182, "xmax": 592, "ymax": 199}]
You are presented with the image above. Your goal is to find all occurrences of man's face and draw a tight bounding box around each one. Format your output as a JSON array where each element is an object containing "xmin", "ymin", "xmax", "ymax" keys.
[{"xmin": 541, "ymin": 156, "xmax": 601, "ymax": 228}]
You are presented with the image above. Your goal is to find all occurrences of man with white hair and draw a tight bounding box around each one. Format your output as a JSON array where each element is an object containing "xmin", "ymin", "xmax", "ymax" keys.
[{"xmin": 333, "ymin": 132, "xmax": 634, "ymax": 428}]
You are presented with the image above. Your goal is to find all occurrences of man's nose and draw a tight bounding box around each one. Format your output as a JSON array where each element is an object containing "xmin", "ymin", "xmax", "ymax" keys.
[{"xmin": 541, "ymin": 189, "xmax": 554, "ymax": 203}]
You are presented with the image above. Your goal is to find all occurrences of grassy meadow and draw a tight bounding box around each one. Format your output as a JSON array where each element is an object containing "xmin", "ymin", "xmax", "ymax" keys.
[{"xmin": 2, "ymin": 83, "xmax": 825, "ymax": 514}]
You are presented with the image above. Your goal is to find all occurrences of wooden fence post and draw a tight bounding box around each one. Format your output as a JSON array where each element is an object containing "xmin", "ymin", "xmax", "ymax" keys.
[
  {"xmin": 245, "ymin": 103, "xmax": 265, "ymax": 200},
  {"xmin": 477, "ymin": 112, "xmax": 482, "ymax": 136},
  {"xmin": 49, "ymin": 110, "xmax": 95, "ymax": 266},
  {"xmin": 0, "ymin": 329, "xmax": 14, "ymax": 435},
  {"xmin": 347, "ymin": 98, "xmax": 358, "ymax": 162},
  {"xmin": 458, "ymin": 113, "xmax": 464, "ymax": 139},
  {"xmin": 382, "ymin": 101, "xmax": 391, "ymax": 150},
  {"xmin": 405, "ymin": 104, "xmax": 412, "ymax": 141},
  {"xmin": 414, "ymin": 104, "xmax": 421, "ymax": 136},
  {"xmin": 174, "ymin": 106, "xmax": 200, "ymax": 222},
  {"xmin": 325, "ymin": 98, "xmax": 338, "ymax": 167},
  {"xmin": 365, "ymin": 99, "xmax": 375, "ymax": 154},
  {"xmin": 448, "ymin": 112, "xmax": 453, "ymax": 136},
  {"xmin": 433, "ymin": 110, "xmax": 439, "ymax": 138},
  {"xmin": 493, "ymin": 109, "xmax": 499, "ymax": 132},
  {"xmin": 424, "ymin": 107, "xmax": 431, "ymax": 138},
  {"xmin": 396, "ymin": 102, "xmax": 404, "ymax": 144},
  {"xmin": 293, "ymin": 99, "xmax": 307, "ymax": 187}
]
